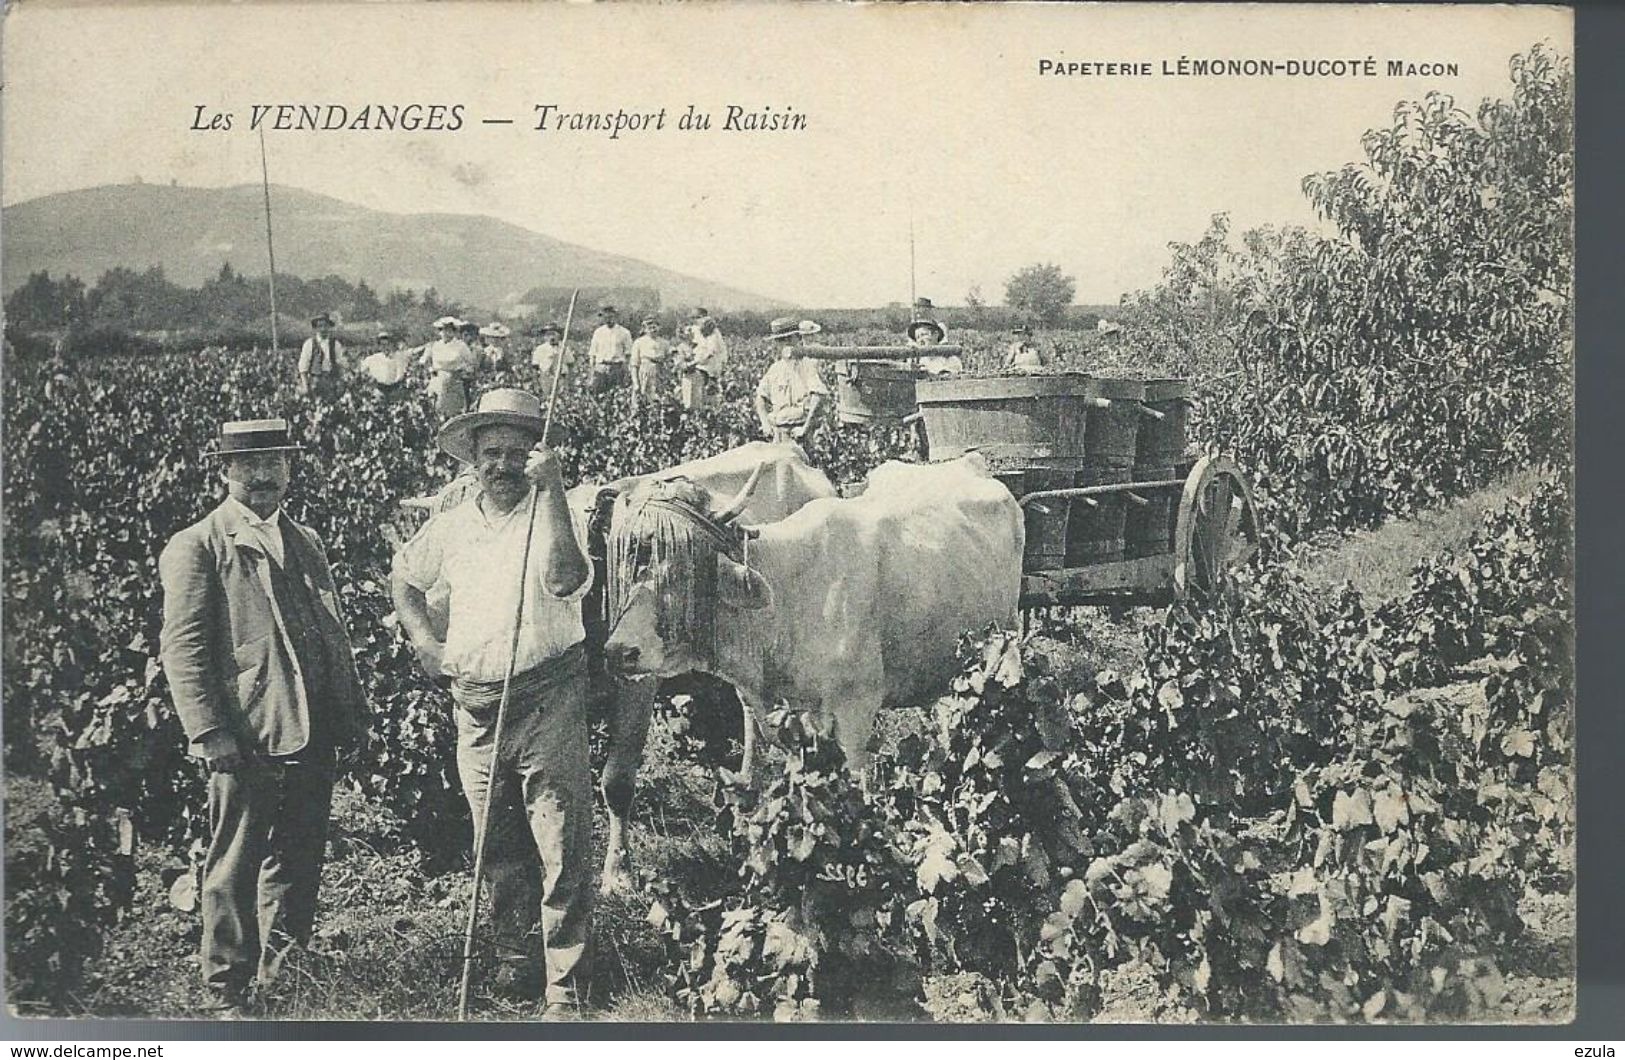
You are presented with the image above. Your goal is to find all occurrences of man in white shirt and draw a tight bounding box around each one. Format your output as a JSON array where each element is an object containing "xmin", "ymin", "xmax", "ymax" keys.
[
  {"xmin": 754, "ymin": 317, "xmax": 830, "ymax": 444},
  {"xmin": 390, "ymin": 389, "xmax": 594, "ymax": 1016},
  {"xmin": 682, "ymin": 313, "xmax": 729, "ymax": 410},
  {"xmin": 586, "ymin": 305, "xmax": 633, "ymax": 396},
  {"xmin": 529, "ymin": 322, "xmax": 571, "ymax": 383},
  {"xmin": 297, "ymin": 314, "xmax": 347, "ymax": 397},
  {"xmin": 628, "ymin": 317, "xmax": 671, "ymax": 403},
  {"xmin": 360, "ymin": 331, "xmax": 411, "ymax": 392}
]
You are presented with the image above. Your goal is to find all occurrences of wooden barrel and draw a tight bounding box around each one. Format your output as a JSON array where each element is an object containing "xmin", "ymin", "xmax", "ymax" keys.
[
  {"xmin": 1124, "ymin": 467, "xmax": 1177, "ymax": 558},
  {"xmin": 995, "ymin": 466, "xmax": 1132, "ymax": 570},
  {"xmin": 1083, "ymin": 377, "xmax": 1147, "ymax": 473},
  {"xmin": 1066, "ymin": 467, "xmax": 1131, "ymax": 565},
  {"xmin": 917, "ymin": 374, "xmax": 1144, "ymax": 470},
  {"xmin": 996, "ymin": 468, "xmax": 1070, "ymax": 572},
  {"xmin": 835, "ymin": 361, "xmax": 919, "ymax": 425},
  {"xmin": 1135, "ymin": 379, "xmax": 1193, "ymax": 469}
]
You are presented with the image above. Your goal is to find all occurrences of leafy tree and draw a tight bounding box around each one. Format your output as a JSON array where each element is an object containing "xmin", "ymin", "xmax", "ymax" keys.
[
  {"xmin": 1122, "ymin": 44, "xmax": 1573, "ymax": 540},
  {"xmin": 4, "ymin": 272, "xmax": 87, "ymax": 331},
  {"xmin": 1003, "ymin": 264, "xmax": 1076, "ymax": 324}
]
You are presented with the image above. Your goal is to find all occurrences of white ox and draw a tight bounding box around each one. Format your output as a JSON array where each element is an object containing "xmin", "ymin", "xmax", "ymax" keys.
[
  {"xmin": 602, "ymin": 453, "xmax": 1025, "ymax": 778},
  {"xmin": 400, "ymin": 441, "xmax": 837, "ymax": 893}
]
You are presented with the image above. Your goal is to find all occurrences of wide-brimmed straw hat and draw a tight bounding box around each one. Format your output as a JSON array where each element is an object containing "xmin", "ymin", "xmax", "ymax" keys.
[
  {"xmin": 908, "ymin": 318, "xmax": 947, "ymax": 342},
  {"xmin": 310, "ymin": 313, "xmax": 335, "ymax": 328},
  {"xmin": 533, "ymin": 321, "xmax": 563, "ymax": 337},
  {"xmin": 437, "ymin": 388, "xmax": 552, "ymax": 465},
  {"xmin": 204, "ymin": 418, "xmax": 304, "ymax": 458},
  {"xmin": 433, "ymin": 316, "xmax": 464, "ymax": 330},
  {"xmin": 479, "ymin": 323, "xmax": 512, "ymax": 339}
]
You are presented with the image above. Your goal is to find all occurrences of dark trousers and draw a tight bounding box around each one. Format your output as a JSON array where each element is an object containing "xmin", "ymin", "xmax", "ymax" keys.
[
  {"xmin": 200, "ymin": 756, "xmax": 334, "ymax": 995},
  {"xmin": 590, "ymin": 362, "xmax": 628, "ymax": 395}
]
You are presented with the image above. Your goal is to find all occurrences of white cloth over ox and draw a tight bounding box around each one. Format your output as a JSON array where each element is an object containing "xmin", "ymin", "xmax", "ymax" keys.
[{"xmin": 705, "ymin": 454, "xmax": 1024, "ymax": 766}]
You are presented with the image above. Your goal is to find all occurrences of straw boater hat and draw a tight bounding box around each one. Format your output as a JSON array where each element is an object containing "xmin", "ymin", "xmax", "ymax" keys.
[
  {"xmin": 433, "ymin": 316, "xmax": 463, "ymax": 330},
  {"xmin": 1012, "ymin": 324, "xmax": 1032, "ymax": 335},
  {"xmin": 376, "ymin": 330, "xmax": 393, "ymax": 341},
  {"xmin": 641, "ymin": 317, "xmax": 660, "ymax": 330},
  {"xmin": 599, "ymin": 305, "xmax": 617, "ymax": 317},
  {"xmin": 479, "ymin": 323, "xmax": 512, "ymax": 339},
  {"xmin": 769, "ymin": 316, "xmax": 823, "ymax": 340},
  {"xmin": 205, "ymin": 418, "xmax": 303, "ymax": 459},
  {"xmin": 437, "ymin": 388, "xmax": 552, "ymax": 465},
  {"xmin": 310, "ymin": 313, "xmax": 334, "ymax": 328},
  {"xmin": 534, "ymin": 321, "xmax": 563, "ymax": 338}
]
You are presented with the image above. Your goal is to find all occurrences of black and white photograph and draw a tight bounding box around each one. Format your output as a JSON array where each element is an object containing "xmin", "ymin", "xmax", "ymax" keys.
[{"xmin": 0, "ymin": 1, "xmax": 1577, "ymax": 1029}]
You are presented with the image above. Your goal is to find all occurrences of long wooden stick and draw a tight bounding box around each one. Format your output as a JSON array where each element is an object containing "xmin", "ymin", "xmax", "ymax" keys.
[
  {"xmin": 456, "ymin": 288, "xmax": 582, "ymax": 1021},
  {"xmin": 258, "ymin": 127, "xmax": 280, "ymax": 356}
]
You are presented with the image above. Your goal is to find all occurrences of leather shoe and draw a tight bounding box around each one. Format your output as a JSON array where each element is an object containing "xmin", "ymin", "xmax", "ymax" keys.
[
  {"xmin": 492, "ymin": 961, "xmax": 544, "ymax": 1002},
  {"xmin": 200, "ymin": 987, "xmax": 249, "ymax": 1020}
]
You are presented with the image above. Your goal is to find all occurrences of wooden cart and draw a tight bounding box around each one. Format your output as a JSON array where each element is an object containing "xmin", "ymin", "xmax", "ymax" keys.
[{"xmin": 914, "ymin": 373, "xmax": 1260, "ymax": 607}]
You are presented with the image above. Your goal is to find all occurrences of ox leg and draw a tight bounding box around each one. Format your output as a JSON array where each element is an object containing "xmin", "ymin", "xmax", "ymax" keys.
[
  {"xmin": 600, "ymin": 673, "xmax": 658, "ymax": 895},
  {"xmin": 829, "ymin": 689, "xmax": 884, "ymax": 782},
  {"xmin": 720, "ymin": 697, "xmax": 766, "ymax": 791}
]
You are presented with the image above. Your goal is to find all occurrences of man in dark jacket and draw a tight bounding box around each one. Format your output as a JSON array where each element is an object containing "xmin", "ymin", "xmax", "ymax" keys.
[{"xmin": 159, "ymin": 418, "xmax": 369, "ymax": 1017}]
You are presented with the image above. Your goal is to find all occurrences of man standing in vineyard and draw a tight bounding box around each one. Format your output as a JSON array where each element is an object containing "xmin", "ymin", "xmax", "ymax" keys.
[
  {"xmin": 754, "ymin": 317, "xmax": 830, "ymax": 444},
  {"xmin": 628, "ymin": 316, "xmax": 672, "ymax": 403},
  {"xmin": 680, "ymin": 312, "xmax": 729, "ymax": 410},
  {"xmin": 158, "ymin": 418, "xmax": 369, "ymax": 1018},
  {"xmin": 529, "ymin": 321, "xmax": 570, "ymax": 382},
  {"xmin": 389, "ymin": 389, "xmax": 595, "ymax": 1017},
  {"xmin": 296, "ymin": 314, "xmax": 347, "ymax": 397},
  {"xmin": 586, "ymin": 305, "xmax": 633, "ymax": 395}
]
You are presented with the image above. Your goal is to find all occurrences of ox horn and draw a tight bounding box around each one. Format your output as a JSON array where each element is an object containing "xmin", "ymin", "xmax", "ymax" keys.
[{"xmin": 713, "ymin": 460, "xmax": 768, "ymax": 525}]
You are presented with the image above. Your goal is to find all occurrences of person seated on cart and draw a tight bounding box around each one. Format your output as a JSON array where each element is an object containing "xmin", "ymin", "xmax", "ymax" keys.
[
  {"xmin": 909, "ymin": 321, "xmax": 961, "ymax": 376},
  {"xmin": 754, "ymin": 317, "xmax": 830, "ymax": 445},
  {"xmin": 1004, "ymin": 324, "xmax": 1050, "ymax": 371}
]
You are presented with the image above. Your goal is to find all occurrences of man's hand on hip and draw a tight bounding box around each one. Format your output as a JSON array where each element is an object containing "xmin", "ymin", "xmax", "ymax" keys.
[
  {"xmin": 413, "ymin": 637, "xmax": 448, "ymax": 679},
  {"xmin": 199, "ymin": 731, "xmax": 245, "ymax": 773}
]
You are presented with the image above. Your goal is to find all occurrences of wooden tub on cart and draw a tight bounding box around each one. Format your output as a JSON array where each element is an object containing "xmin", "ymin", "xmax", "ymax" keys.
[{"xmin": 914, "ymin": 372, "xmax": 1260, "ymax": 607}]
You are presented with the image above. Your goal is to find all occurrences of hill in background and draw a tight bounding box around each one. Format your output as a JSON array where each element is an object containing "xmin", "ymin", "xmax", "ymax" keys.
[{"xmin": 2, "ymin": 183, "xmax": 779, "ymax": 312}]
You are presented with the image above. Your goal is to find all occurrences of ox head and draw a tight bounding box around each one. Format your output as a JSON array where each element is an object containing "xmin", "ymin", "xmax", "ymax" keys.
[{"xmin": 603, "ymin": 462, "xmax": 772, "ymax": 677}]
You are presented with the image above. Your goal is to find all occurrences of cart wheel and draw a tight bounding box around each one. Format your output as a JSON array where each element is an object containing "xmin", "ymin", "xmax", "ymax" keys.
[{"xmin": 1172, "ymin": 455, "xmax": 1260, "ymax": 597}]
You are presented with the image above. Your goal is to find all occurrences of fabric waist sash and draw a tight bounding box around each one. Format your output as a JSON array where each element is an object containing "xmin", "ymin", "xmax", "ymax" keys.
[{"xmin": 450, "ymin": 641, "xmax": 586, "ymax": 715}]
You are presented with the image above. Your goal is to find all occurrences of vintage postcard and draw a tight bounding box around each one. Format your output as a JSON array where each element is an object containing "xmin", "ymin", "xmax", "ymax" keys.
[{"xmin": 1, "ymin": 1, "xmax": 1575, "ymax": 1029}]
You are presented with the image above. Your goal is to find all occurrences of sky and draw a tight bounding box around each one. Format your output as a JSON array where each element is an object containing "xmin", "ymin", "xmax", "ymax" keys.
[{"xmin": 2, "ymin": 2, "xmax": 1571, "ymax": 307}]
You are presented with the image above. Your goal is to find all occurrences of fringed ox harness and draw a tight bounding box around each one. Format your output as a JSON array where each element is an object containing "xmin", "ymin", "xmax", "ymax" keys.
[{"xmin": 604, "ymin": 478, "xmax": 755, "ymax": 669}]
